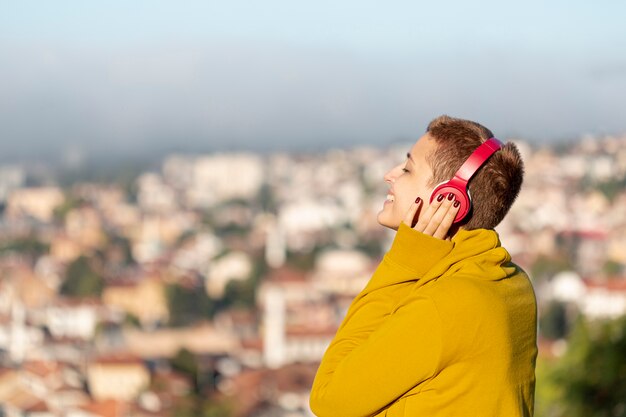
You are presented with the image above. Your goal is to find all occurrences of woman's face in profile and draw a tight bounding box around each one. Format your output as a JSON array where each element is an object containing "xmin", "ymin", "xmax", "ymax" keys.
[{"xmin": 377, "ymin": 133, "xmax": 438, "ymax": 230}]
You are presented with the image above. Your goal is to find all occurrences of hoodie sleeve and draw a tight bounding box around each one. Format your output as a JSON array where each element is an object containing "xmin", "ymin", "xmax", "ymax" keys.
[
  {"xmin": 309, "ymin": 294, "xmax": 443, "ymax": 417},
  {"xmin": 309, "ymin": 224, "xmax": 453, "ymax": 417}
]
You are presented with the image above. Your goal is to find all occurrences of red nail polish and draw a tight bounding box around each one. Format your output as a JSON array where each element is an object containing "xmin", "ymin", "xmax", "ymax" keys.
[
  {"xmin": 415, "ymin": 197, "xmax": 422, "ymax": 204},
  {"xmin": 454, "ymin": 200, "xmax": 460, "ymax": 208},
  {"xmin": 436, "ymin": 194, "xmax": 444, "ymax": 202},
  {"xmin": 447, "ymin": 193, "xmax": 455, "ymax": 201}
]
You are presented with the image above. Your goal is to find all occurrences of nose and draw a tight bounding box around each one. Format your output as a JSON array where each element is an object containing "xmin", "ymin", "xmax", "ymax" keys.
[
  {"xmin": 384, "ymin": 165, "xmax": 400, "ymax": 184},
  {"xmin": 384, "ymin": 170, "xmax": 395, "ymax": 184}
]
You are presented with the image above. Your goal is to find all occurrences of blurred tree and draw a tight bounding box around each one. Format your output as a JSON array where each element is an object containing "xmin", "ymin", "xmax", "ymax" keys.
[
  {"xmin": 60, "ymin": 255, "xmax": 104, "ymax": 297},
  {"xmin": 123, "ymin": 313, "xmax": 141, "ymax": 328},
  {"xmin": 171, "ymin": 348, "xmax": 199, "ymax": 385},
  {"xmin": 534, "ymin": 356, "xmax": 563, "ymax": 417},
  {"xmin": 552, "ymin": 316, "xmax": 626, "ymax": 417},
  {"xmin": 170, "ymin": 348, "xmax": 233, "ymax": 416},
  {"xmin": 165, "ymin": 282, "xmax": 215, "ymax": 326},
  {"xmin": 173, "ymin": 398, "xmax": 233, "ymax": 417},
  {"xmin": 213, "ymin": 222, "xmax": 248, "ymax": 237},
  {"xmin": 530, "ymin": 255, "xmax": 573, "ymax": 282},
  {"xmin": 602, "ymin": 260, "xmax": 624, "ymax": 277},
  {"xmin": 176, "ymin": 229, "xmax": 197, "ymax": 246},
  {"xmin": 110, "ymin": 235, "xmax": 135, "ymax": 265},
  {"xmin": 359, "ymin": 165, "xmax": 378, "ymax": 198},
  {"xmin": 595, "ymin": 175, "xmax": 626, "ymax": 202},
  {"xmin": 217, "ymin": 252, "xmax": 268, "ymax": 311},
  {"xmin": 539, "ymin": 301, "xmax": 571, "ymax": 340},
  {"xmin": 0, "ymin": 237, "xmax": 49, "ymax": 258},
  {"xmin": 52, "ymin": 194, "xmax": 85, "ymax": 222},
  {"xmin": 285, "ymin": 245, "xmax": 325, "ymax": 271},
  {"xmin": 201, "ymin": 402, "xmax": 233, "ymax": 417},
  {"xmin": 256, "ymin": 183, "xmax": 277, "ymax": 213},
  {"xmin": 249, "ymin": 252, "xmax": 269, "ymax": 282},
  {"xmin": 356, "ymin": 238, "xmax": 384, "ymax": 258},
  {"xmin": 220, "ymin": 279, "xmax": 255, "ymax": 309}
]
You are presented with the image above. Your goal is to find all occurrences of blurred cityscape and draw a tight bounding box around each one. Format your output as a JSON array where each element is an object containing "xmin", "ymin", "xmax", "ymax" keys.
[{"xmin": 1, "ymin": 133, "xmax": 625, "ymax": 417}]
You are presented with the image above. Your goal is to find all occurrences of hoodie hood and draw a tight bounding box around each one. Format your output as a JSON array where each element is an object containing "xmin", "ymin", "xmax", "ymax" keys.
[{"xmin": 376, "ymin": 223, "xmax": 517, "ymax": 293}]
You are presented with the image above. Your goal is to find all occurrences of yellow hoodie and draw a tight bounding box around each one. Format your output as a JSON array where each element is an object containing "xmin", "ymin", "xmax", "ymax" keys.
[{"xmin": 310, "ymin": 223, "xmax": 537, "ymax": 416}]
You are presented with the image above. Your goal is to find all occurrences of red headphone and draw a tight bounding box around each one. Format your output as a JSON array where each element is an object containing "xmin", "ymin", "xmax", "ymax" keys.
[{"xmin": 429, "ymin": 137, "xmax": 504, "ymax": 223}]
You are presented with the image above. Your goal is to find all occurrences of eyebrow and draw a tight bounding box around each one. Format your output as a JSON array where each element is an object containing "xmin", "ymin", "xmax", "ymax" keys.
[{"xmin": 406, "ymin": 152, "xmax": 415, "ymax": 163}]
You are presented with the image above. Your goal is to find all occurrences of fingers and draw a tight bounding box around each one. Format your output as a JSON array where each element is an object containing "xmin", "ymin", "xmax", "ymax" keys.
[
  {"xmin": 402, "ymin": 196, "xmax": 424, "ymax": 228},
  {"xmin": 432, "ymin": 197, "xmax": 460, "ymax": 239},
  {"xmin": 414, "ymin": 193, "xmax": 460, "ymax": 239}
]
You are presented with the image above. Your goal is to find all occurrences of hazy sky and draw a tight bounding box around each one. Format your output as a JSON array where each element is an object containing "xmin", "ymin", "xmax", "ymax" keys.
[{"xmin": 1, "ymin": 0, "xmax": 626, "ymax": 160}]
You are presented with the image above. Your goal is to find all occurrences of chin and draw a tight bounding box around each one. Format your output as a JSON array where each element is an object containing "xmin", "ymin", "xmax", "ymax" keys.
[{"xmin": 377, "ymin": 210, "xmax": 400, "ymax": 231}]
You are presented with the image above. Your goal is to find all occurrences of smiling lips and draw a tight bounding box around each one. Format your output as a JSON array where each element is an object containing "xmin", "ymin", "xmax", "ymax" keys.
[{"xmin": 386, "ymin": 193, "xmax": 395, "ymax": 203}]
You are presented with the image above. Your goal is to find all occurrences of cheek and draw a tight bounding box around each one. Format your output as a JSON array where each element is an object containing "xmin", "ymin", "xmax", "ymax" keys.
[
  {"xmin": 396, "ymin": 181, "xmax": 433, "ymax": 217},
  {"xmin": 417, "ymin": 178, "xmax": 435, "ymax": 204},
  {"xmin": 392, "ymin": 194, "xmax": 413, "ymax": 217}
]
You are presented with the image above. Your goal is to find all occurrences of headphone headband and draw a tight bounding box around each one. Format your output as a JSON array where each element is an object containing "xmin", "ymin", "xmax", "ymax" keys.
[{"xmin": 454, "ymin": 137, "xmax": 503, "ymax": 185}]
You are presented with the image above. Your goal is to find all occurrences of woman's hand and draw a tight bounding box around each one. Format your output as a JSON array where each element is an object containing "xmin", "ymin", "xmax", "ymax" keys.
[{"xmin": 403, "ymin": 193, "xmax": 461, "ymax": 240}]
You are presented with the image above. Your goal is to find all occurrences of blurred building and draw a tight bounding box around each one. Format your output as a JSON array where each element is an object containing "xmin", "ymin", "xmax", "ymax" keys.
[
  {"xmin": 102, "ymin": 274, "xmax": 169, "ymax": 328},
  {"xmin": 5, "ymin": 187, "xmax": 64, "ymax": 222},
  {"xmin": 87, "ymin": 355, "xmax": 150, "ymax": 402},
  {"xmin": 0, "ymin": 165, "xmax": 25, "ymax": 204}
]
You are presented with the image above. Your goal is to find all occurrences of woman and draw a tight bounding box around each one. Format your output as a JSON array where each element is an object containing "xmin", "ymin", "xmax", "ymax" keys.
[{"xmin": 310, "ymin": 115, "xmax": 537, "ymax": 416}]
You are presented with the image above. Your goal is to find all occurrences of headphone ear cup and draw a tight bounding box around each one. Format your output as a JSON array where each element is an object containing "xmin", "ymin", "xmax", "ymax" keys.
[{"xmin": 429, "ymin": 182, "xmax": 471, "ymax": 223}]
